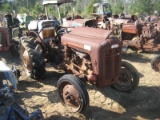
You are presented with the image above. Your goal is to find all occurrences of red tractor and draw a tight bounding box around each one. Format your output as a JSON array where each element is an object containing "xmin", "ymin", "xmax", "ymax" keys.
[
  {"xmin": 118, "ymin": 20, "xmax": 160, "ymax": 53},
  {"xmin": 18, "ymin": 0, "xmax": 139, "ymax": 113},
  {"xmin": 0, "ymin": 13, "xmax": 19, "ymax": 56},
  {"xmin": 0, "ymin": 27, "xmax": 19, "ymax": 56}
]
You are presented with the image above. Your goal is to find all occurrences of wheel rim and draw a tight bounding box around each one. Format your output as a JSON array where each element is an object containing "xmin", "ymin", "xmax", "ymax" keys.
[
  {"xmin": 115, "ymin": 68, "xmax": 132, "ymax": 90},
  {"xmin": 60, "ymin": 82, "xmax": 81, "ymax": 112},
  {"xmin": 153, "ymin": 59, "xmax": 160, "ymax": 72},
  {"xmin": 13, "ymin": 30, "xmax": 19, "ymax": 38},
  {"xmin": 21, "ymin": 44, "xmax": 32, "ymax": 76}
]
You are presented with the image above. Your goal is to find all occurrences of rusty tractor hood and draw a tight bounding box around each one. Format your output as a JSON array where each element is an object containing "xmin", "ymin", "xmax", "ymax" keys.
[
  {"xmin": 61, "ymin": 27, "xmax": 113, "ymax": 52},
  {"xmin": 61, "ymin": 27, "xmax": 120, "ymax": 52},
  {"xmin": 122, "ymin": 23, "xmax": 142, "ymax": 34},
  {"xmin": 63, "ymin": 19, "xmax": 92, "ymax": 27}
]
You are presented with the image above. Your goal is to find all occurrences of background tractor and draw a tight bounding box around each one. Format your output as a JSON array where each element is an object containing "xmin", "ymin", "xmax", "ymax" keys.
[
  {"xmin": 118, "ymin": 20, "xmax": 160, "ymax": 53},
  {"xmin": 63, "ymin": 2, "xmax": 112, "ymax": 29},
  {"xmin": 0, "ymin": 27, "xmax": 19, "ymax": 56},
  {"xmin": 12, "ymin": 13, "xmax": 35, "ymax": 38},
  {"xmin": 0, "ymin": 12, "xmax": 23, "ymax": 56},
  {"xmin": 91, "ymin": 4, "xmax": 160, "ymax": 54},
  {"xmin": 19, "ymin": 0, "xmax": 139, "ymax": 113}
]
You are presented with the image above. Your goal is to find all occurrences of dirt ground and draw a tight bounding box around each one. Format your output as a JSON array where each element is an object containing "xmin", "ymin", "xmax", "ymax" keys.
[{"xmin": 0, "ymin": 51, "xmax": 160, "ymax": 120}]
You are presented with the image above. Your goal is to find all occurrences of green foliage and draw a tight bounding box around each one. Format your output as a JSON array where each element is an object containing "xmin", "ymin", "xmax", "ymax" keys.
[
  {"xmin": 2, "ymin": 3, "xmax": 12, "ymax": 13},
  {"xmin": 1, "ymin": 0, "xmax": 160, "ymax": 18},
  {"xmin": 65, "ymin": 4, "xmax": 72, "ymax": 15},
  {"xmin": 48, "ymin": 6, "xmax": 56, "ymax": 17},
  {"xmin": 19, "ymin": 7, "xmax": 29, "ymax": 14},
  {"xmin": 153, "ymin": 0, "xmax": 160, "ymax": 14},
  {"xmin": 76, "ymin": 0, "xmax": 82, "ymax": 14},
  {"xmin": 47, "ymin": 5, "xmax": 63, "ymax": 19},
  {"xmin": 86, "ymin": 0, "xmax": 100, "ymax": 15},
  {"xmin": 112, "ymin": 1, "xmax": 124, "ymax": 14},
  {"xmin": 129, "ymin": 0, "xmax": 153, "ymax": 15},
  {"xmin": 31, "ymin": 2, "xmax": 44, "ymax": 17}
]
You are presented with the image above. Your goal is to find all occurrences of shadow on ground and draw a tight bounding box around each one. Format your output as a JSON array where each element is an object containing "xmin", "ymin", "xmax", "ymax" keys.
[
  {"xmin": 15, "ymin": 76, "xmax": 160, "ymax": 120},
  {"xmin": 0, "ymin": 51, "xmax": 20, "ymax": 65},
  {"xmin": 85, "ymin": 85, "xmax": 160, "ymax": 120},
  {"xmin": 45, "ymin": 115, "xmax": 81, "ymax": 120},
  {"xmin": 122, "ymin": 52, "xmax": 158, "ymax": 63}
]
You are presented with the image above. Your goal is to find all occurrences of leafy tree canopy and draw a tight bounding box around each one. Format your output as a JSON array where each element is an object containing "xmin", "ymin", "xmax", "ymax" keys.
[{"xmin": 0, "ymin": 0, "xmax": 160, "ymax": 18}]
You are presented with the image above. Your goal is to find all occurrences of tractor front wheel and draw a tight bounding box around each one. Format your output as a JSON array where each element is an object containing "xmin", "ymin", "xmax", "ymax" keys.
[{"xmin": 57, "ymin": 74, "xmax": 89, "ymax": 113}]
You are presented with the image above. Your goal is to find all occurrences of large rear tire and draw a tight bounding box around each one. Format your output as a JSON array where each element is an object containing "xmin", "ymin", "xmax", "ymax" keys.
[
  {"xmin": 19, "ymin": 36, "xmax": 46, "ymax": 80},
  {"xmin": 57, "ymin": 74, "xmax": 89, "ymax": 113},
  {"xmin": 151, "ymin": 55, "xmax": 160, "ymax": 72},
  {"xmin": 112, "ymin": 61, "xmax": 139, "ymax": 92}
]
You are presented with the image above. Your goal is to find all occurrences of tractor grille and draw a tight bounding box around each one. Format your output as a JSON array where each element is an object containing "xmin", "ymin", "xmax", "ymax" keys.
[
  {"xmin": 103, "ymin": 48, "xmax": 121, "ymax": 80},
  {"xmin": 105, "ymin": 50, "xmax": 112, "ymax": 79}
]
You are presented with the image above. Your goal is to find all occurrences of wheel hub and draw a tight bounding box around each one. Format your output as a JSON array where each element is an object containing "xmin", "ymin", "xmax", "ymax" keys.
[
  {"xmin": 62, "ymin": 84, "xmax": 80, "ymax": 111},
  {"xmin": 118, "ymin": 68, "xmax": 132, "ymax": 87}
]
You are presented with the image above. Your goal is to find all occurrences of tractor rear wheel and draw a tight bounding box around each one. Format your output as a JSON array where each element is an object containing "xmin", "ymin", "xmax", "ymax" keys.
[
  {"xmin": 57, "ymin": 74, "xmax": 89, "ymax": 113},
  {"xmin": 19, "ymin": 36, "xmax": 46, "ymax": 80},
  {"xmin": 151, "ymin": 55, "xmax": 160, "ymax": 72},
  {"xmin": 112, "ymin": 61, "xmax": 139, "ymax": 92}
]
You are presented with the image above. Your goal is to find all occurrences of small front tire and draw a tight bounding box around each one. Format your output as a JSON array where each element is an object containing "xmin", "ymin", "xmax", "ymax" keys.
[{"xmin": 57, "ymin": 74, "xmax": 89, "ymax": 113}]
